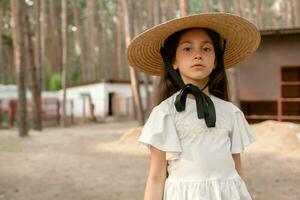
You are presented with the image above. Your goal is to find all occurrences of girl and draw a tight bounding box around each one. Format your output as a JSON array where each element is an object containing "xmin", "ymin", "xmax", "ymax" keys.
[{"xmin": 127, "ymin": 13, "xmax": 260, "ymax": 200}]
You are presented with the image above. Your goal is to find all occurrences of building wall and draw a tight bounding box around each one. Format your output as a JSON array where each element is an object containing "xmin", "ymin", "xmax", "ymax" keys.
[
  {"xmin": 235, "ymin": 34, "xmax": 300, "ymax": 100},
  {"xmin": 58, "ymin": 82, "xmax": 151, "ymax": 118},
  {"xmin": 0, "ymin": 83, "xmax": 151, "ymax": 120}
]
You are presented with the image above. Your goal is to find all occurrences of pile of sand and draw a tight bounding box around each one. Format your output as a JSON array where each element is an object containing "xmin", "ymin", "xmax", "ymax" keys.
[
  {"xmin": 96, "ymin": 120, "xmax": 300, "ymax": 158},
  {"xmin": 95, "ymin": 127, "xmax": 145, "ymax": 155},
  {"xmin": 249, "ymin": 120, "xmax": 300, "ymax": 156}
]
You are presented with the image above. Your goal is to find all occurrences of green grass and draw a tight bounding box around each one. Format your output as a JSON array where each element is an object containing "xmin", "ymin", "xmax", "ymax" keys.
[{"xmin": 0, "ymin": 145, "xmax": 21, "ymax": 153}]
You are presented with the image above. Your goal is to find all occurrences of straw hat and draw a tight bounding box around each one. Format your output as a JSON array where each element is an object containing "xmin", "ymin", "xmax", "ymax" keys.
[{"xmin": 126, "ymin": 13, "xmax": 261, "ymax": 76}]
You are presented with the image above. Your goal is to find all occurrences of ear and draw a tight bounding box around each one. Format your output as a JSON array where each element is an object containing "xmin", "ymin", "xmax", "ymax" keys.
[{"xmin": 173, "ymin": 65, "xmax": 178, "ymax": 70}]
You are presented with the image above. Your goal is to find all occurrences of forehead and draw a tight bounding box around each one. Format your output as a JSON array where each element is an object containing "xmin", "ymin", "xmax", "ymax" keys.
[{"xmin": 179, "ymin": 28, "xmax": 212, "ymax": 43}]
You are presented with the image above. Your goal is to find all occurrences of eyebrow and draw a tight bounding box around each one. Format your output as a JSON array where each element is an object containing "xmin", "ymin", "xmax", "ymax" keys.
[{"xmin": 179, "ymin": 40, "xmax": 213, "ymax": 46}]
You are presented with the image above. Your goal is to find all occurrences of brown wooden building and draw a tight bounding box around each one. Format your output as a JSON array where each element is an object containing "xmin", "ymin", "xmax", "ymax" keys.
[{"xmin": 235, "ymin": 28, "xmax": 300, "ymax": 123}]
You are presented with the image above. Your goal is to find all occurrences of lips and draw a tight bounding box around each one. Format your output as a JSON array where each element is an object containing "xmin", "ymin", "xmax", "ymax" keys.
[{"xmin": 192, "ymin": 63, "xmax": 205, "ymax": 68}]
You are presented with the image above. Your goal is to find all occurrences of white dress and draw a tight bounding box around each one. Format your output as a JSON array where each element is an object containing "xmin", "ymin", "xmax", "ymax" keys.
[{"xmin": 138, "ymin": 91, "xmax": 256, "ymax": 200}]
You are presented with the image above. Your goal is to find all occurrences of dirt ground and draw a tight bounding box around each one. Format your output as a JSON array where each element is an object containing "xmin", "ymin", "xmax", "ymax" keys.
[{"xmin": 0, "ymin": 119, "xmax": 299, "ymax": 200}]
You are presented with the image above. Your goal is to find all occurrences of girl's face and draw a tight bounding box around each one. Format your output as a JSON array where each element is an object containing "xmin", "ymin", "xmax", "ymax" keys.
[{"xmin": 173, "ymin": 28, "xmax": 216, "ymax": 88}]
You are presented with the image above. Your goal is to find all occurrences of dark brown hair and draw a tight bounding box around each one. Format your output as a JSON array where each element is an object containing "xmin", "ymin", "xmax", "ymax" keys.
[{"xmin": 154, "ymin": 28, "xmax": 229, "ymax": 105}]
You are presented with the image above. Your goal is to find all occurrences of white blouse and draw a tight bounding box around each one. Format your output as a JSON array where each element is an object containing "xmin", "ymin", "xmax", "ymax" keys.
[{"xmin": 138, "ymin": 91, "xmax": 256, "ymax": 200}]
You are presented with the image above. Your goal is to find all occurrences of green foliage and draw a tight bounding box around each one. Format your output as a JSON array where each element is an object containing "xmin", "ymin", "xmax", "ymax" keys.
[
  {"xmin": 69, "ymin": 56, "xmax": 84, "ymax": 86},
  {"xmin": 1, "ymin": 32, "xmax": 13, "ymax": 47},
  {"xmin": 189, "ymin": 0, "xmax": 202, "ymax": 14},
  {"xmin": 4, "ymin": 77, "xmax": 15, "ymax": 85},
  {"xmin": 47, "ymin": 73, "xmax": 61, "ymax": 91}
]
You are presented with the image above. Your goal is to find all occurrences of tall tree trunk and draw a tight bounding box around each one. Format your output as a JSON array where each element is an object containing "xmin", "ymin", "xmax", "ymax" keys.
[
  {"xmin": 86, "ymin": 0, "xmax": 97, "ymax": 80},
  {"xmin": 220, "ymin": 0, "xmax": 240, "ymax": 107},
  {"xmin": 24, "ymin": 2, "xmax": 42, "ymax": 131},
  {"xmin": 115, "ymin": 1, "xmax": 123, "ymax": 79},
  {"xmin": 203, "ymin": 0, "xmax": 210, "ymax": 12},
  {"xmin": 98, "ymin": 0, "xmax": 108, "ymax": 79},
  {"xmin": 61, "ymin": 0, "xmax": 68, "ymax": 127},
  {"xmin": 219, "ymin": 0, "xmax": 228, "ymax": 12},
  {"xmin": 40, "ymin": 0, "xmax": 47, "ymax": 90},
  {"xmin": 0, "ymin": 7, "xmax": 4, "ymax": 83},
  {"xmin": 255, "ymin": 0, "xmax": 262, "ymax": 28},
  {"xmin": 120, "ymin": 0, "xmax": 144, "ymax": 125},
  {"xmin": 34, "ymin": 0, "xmax": 43, "ymax": 125},
  {"xmin": 153, "ymin": 0, "xmax": 161, "ymax": 25},
  {"xmin": 151, "ymin": 0, "xmax": 163, "ymax": 109},
  {"xmin": 180, "ymin": 0, "xmax": 189, "ymax": 17},
  {"xmin": 234, "ymin": 0, "xmax": 243, "ymax": 16},
  {"xmin": 11, "ymin": 0, "xmax": 28, "ymax": 137},
  {"xmin": 147, "ymin": 0, "xmax": 153, "ymax": 27},
  {"xmin": 236, "ymin": 0, "xmax": 247, "ymax": 18},
  {"xmin": 289, "ymin": 0, "xmax": 296, "ymax": 27},
  {"xmin": 292, "ymin": 0, "xmax": 300, "ymax": 27},
  {"xmin": 161, "ymin": 0, "xmax": 177, "ymax": 21},
  {"xmin": 71, "ymin": 0, "xmax": 88, "ymax": 81},
  {"xmin": 244, "ymin": 0, "xmax": 253, "ymax": 23},
  {"xmin": 49, "ymin": 0, "xmax": 62, "ymax": 73},
  {"xmin": 282, "ymin": 1, "xmax": 289, "ymax": 27},
  {"xmin": 34, "ymin": 0, "xmax": 41, "ymax": 83},
  {"xmin": 143, "ymin": 0, "xmax": 153, "ymax": 114}
]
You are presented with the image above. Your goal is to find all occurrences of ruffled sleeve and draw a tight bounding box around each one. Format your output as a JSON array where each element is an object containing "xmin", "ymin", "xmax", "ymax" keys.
[
  {"xmin": 229, "ymin": 108, "xmax": 256, "ymax": 153},
  {"xmin": 138, "ymin": 103, "xmax": 182, "ymax": 160}
]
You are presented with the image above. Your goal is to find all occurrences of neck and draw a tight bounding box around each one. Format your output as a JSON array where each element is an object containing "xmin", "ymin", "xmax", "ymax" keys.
[{"xmin": 183, "ymin": 77, "xmax": 211, "ymax": 98}]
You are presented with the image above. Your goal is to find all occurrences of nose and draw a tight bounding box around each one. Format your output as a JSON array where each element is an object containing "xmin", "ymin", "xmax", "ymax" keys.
[
  {"xmin": 194, "ymin": 49, "xmax": 202, "ymax": 60},
  {"xmin": 194, "ymin": 51, "xmax": 202, "ymax": 60}
]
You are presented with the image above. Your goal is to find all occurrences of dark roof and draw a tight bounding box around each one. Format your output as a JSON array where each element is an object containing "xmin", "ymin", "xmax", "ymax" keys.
[
  {"xmin": 67, "ymin": 78, "xmax": 152, "ymax": 88},
  {"xmin": 260, "ymin": 27, "xmax": 300, "ymax": 36}
]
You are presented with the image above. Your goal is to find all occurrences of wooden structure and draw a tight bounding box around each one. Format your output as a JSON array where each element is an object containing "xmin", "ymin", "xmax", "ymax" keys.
[
  {"xmin": 0, "ymin": 98, "xmax": 74, "ymax": 128},
  {"xmin": 236, "ymin": 28, "xmax": 300, "ymax": 123}
]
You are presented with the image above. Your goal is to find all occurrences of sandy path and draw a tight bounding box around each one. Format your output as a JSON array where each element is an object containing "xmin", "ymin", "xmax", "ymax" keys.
[
  {"xmin": 0, "ymin": 120, "xmax": 147, "ymax": 200},
  {"xmin": 0, "ymin": 119, "xmax": 299, "ymax": 200}
]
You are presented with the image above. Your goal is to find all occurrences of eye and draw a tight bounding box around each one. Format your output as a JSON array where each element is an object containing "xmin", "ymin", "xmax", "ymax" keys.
[
  {"xmin": 203, "ymin": 47, "xmax": 212, "ymax": 52},
  {"xmin": 183, "ymin": 47, "xmax": 192, "ymax": 52}
]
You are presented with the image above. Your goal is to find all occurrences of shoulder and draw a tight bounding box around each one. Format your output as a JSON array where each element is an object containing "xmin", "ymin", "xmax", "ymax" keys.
[
  {"xmin": 151, "ymin": 93, "xmax": 177, "ymax": 116},
  {"xmin": 212, "ymin": 96, "xmax": 246, "ymax": 128},
  {"xmin": 212, "ymin": 95, "xmax": 241, "ymax": 114}
]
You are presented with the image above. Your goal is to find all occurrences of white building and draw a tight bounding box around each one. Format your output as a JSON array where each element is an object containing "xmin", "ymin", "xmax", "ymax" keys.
[{"xmin": 0, "ymin": 81, "xmax": 151, "ymax": 120}]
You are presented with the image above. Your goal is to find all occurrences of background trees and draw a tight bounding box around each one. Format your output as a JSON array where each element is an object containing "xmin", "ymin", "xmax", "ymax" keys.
[{"xmin": 2, "ymin": 0, "xmax": 300, "ymax": 134}]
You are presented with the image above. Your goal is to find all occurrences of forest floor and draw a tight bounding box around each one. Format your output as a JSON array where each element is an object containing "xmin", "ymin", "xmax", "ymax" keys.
[{"xmin": 0, "ymin": 118, "xmax": 299, "ymax": 200}]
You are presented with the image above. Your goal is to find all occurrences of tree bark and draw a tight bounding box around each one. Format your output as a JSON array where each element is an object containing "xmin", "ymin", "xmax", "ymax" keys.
[
  {"xmin": 115, "ymin": 1, "xmax": 123, "ymax": 79},
  {"xmin": 255, "ymin": 0, "xmax": 262, "ymax": 28},
  {"xmin": 49, "ymin": 0, "xmax": 62, "ymax": 73},
  {"xmin": 234, "ymin": 0, "xmax": 243, "ymax": 16},
  {"xmin": 34, "ymin": 0, "xmax": 41, "ymax": 86},
  {"xmin": 160, "ymin": 0, "xmax": 177, "ymax": 21},
  {"xmin": 220, "ymin": 1, "xmax": 240, "ymax": 107},
  {"xmin": 40, "ymin": 0, "xmax": 47, "ymax": 90},
  {"xmin": 120, "ymin": 0, "xmax": 144, "ymax": 125},
  {"xmin": 86, "ymin": 0, "xmax": 97, "ymax": 80},
  {"xmin": 203, "ymin": 0, "xmax": 210, "ymax": 12},
  {"xmin": 0, "ymin": 7, "xmax": 4, "ymax": 83},
  {"xmin": 153, "ymin": 0, "xmax": 161, "ymax": 25},
  {"xmin": 144, "ymin": 0, "xmax": 154, "ymax": 114},
  {"xmin": 219, "ymin": 0, "xmax": 228, "ymax": 12},
  {"xmin": 180, "ymin": 0, "xmax": 189, "ymax": 17},
  {"xmin": 24, "ymin": 1, "xmax": 42, "ymax": 131},
  {"xmin": 289, "ymin": 0, "xmax": 296, "ymax": 27},
  {"xmin": 236, "ymin": 0, "xmax": 247, "ymax": 18},
  {"xmin": 292, "ymin": 0, "xmax": 300, "ymax": 27},
  {"xmin": 71, "ymin": 0, "xmax": 89, "ymax": 81},
  {"xmin": 61, "ymin": 0, "xmax": 68, "ymax": 127},
  {"xmin": 98, "ymin": 0, "xmax": 108, "ymax": 80},
  {"xmin": 244, "ymin": 0, "xmax": 253, "ymax": 22},
  {"xmin": 11, "ymin": 0, "xmax": 28, "ymax": 137}
]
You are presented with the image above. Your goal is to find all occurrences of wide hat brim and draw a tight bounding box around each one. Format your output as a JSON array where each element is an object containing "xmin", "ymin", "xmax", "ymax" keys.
[{"xmin": 126, "ymin": 13, "xmax": 261, "ymax": 76}]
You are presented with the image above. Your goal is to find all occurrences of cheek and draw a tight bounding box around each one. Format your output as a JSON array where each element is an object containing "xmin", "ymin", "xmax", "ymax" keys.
[{"xmin": 208, "ymin": 54, "xmax": 216, "ymax": 65}]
